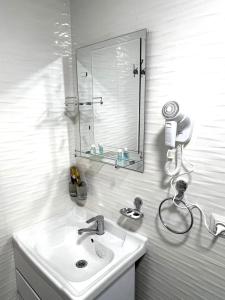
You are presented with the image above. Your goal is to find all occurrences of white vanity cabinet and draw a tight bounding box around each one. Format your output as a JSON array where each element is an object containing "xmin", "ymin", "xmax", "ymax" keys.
[
  {"xmin": 13, "ymin": 208, "xmax": 146, "ymax": 300},
  {"xmin": 15, "ymin": 245, "xmax": 135, "ymax": 300}
]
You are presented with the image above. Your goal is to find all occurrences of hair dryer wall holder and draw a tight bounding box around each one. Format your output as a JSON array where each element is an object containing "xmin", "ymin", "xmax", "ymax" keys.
[{"xmin": 158, "ymin": 180, "xmax": 194, "ymax": 234}]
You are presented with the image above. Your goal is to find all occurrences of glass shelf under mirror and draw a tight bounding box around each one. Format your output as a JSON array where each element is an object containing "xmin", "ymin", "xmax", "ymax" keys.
[{"xmin": 75, "ymin": 147, "xmax": 143, "ymax": 171}]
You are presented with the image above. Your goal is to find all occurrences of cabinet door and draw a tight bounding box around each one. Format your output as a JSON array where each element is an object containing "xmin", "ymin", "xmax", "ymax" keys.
[
  {"xmin": 97, "ymin": 266, "xmax": 135, "ymax": 300},
  {"xmin": 16, "ymin": 270, "xmax": 40, "ymax": 300}
]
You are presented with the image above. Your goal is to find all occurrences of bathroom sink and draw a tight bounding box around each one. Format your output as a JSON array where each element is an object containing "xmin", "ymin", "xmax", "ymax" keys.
[
  {"xmin": 35, "ymin": 227, "xmax": 114, "ymax": 282},
  {"xmin": 13, "ymin": 207, "xmax": 147, "ymax": 300}
]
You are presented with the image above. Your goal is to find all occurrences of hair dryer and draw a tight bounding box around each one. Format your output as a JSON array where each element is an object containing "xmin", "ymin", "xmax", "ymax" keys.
[{"xmin": 162, "ymin": 101, "xmax": 193, "ymax": 176}]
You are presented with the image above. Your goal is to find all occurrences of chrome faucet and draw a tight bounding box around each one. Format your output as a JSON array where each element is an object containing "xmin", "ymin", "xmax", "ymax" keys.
[{"xmin": 78, "ymin": 215, "xmax": 104, "ymax": 235}]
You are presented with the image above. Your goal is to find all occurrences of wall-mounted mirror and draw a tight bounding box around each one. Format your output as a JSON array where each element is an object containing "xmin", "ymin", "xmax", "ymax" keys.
[{"xmin": 75, "ymin": 29, "xmax": 147, "ymax": 172}]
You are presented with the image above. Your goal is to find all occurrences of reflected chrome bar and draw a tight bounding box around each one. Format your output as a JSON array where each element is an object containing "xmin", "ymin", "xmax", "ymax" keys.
[
  {"xmin": 65, "ymin": 96, "xmax": 103, "ymax": 106},
  {"xmin": 79, "ymin": 97, "xmax": 103, "ymax": 106}
]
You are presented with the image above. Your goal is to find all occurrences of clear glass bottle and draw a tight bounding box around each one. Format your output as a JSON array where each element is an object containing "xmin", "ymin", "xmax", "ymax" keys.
[
  {"xmin": 117, "ymin": 149, "xmax": 124, "ymax": 166},
  {"xmin": 90, "ymin": 144, "xmax": 96, "ymax": 155},
  {"xmin": 98, "ymin": 144, "xmax": 104, "ymax": 155},
  {"xmin": 123, "ymin": 147, "xmax": 129, "ymax": 161}
]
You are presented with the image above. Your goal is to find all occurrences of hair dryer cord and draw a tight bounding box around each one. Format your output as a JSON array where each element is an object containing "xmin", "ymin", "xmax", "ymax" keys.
[{"xmin": 165, "ymin": 144, "xmax": 183, "ymax": 176}]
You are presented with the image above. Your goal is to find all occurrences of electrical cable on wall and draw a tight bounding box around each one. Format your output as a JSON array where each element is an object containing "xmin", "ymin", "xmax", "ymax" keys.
[{"xmin": 158, "ymin": 101, "xmax": 222, "ymax": 236}]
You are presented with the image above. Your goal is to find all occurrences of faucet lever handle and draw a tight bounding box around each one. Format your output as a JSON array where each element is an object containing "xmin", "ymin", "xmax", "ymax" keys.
[{"xmin": 86, "ymin": 215, "xmax": 104, "ymax": 224}]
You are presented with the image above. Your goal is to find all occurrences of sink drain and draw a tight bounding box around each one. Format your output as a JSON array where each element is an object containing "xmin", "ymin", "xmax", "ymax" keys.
[{"xmin": 75, "ymin": 260, "xmax": 88, "ymax": 268}]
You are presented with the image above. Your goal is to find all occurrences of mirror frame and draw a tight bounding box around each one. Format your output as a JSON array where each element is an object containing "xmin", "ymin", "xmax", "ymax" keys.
[{"xmin": 75, "ymin": 29, "xmax": 147, "ymax": 172}]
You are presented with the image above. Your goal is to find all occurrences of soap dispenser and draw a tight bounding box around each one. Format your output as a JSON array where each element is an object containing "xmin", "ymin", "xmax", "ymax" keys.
[
  {"xmin": 69, "ymin": 166, "xmax": 87, "ymax": 201},
  {"xmin": 70, "ymin": 166, "xmax": 81, "ymax": 185},
  {"xmin": 69, "ymin": 166, "xmax": 79, "ymax": 197}
]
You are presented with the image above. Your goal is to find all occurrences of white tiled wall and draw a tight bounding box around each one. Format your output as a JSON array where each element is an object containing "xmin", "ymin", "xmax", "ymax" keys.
[
  {"xmin": 1, "ymin": 0, "xmax": 225, "ymax": 299},
  {"xmin": 0, "ymin": 0, "xmax": 73, "ymax": 299},
  {"xmin": 70, "ymin": 0, "xmax": 225, "ymax": 299}
]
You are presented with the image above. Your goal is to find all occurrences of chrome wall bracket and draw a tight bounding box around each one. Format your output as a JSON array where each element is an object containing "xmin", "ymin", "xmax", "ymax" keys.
[{"xmin": 120, "ymin": 197, "xmax": 144, "ymax": 220}]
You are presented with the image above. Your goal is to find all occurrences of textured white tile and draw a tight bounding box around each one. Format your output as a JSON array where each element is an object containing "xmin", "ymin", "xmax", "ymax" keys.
[
  {"xmin": 71, "ymin": 0, "xmax": 225, "ymax": 299},
  {"xmin": 0, "ymin": 0, "xmax": 73, "ymax": 299}
]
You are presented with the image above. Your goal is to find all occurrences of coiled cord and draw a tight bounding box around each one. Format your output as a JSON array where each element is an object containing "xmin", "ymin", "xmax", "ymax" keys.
[
  {"xmin": 160, "ymin": 146, "xmax": 216, "ymax": 236},
  {"xmin": 164, "ymin": 144, "xmax": 183, "ymax": 176}
]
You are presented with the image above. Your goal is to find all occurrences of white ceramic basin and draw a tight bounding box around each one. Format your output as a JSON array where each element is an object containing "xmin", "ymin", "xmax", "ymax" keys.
[
  {"xmin": 13, "ymin": 207, "xmax": 147, "ymax": 300},
  {"xmin": 36, "ymin": 226, "xmax": 114, "ymax": 282}
]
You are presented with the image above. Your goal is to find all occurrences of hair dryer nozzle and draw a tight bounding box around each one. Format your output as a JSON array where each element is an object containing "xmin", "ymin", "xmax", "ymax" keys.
[{"xmin": 162, "ymin": 101, "xmax": 180, "ymax": 120}]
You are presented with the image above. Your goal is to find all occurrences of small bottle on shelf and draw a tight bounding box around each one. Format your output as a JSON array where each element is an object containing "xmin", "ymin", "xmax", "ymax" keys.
[
  {"xmin": 98, "ymin": 144, "xmax": 104, "ymax": 155},
  {"xmin": 90, "ymin": 144, "xmax": 96, "ymax": 155},
  {"xmin": 123, "ymin": 147, "xmax": 129, "ymax": 161},
  {"xmin": 117, "ymin": 149, "xmax": 124, "ymax": 166}
]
